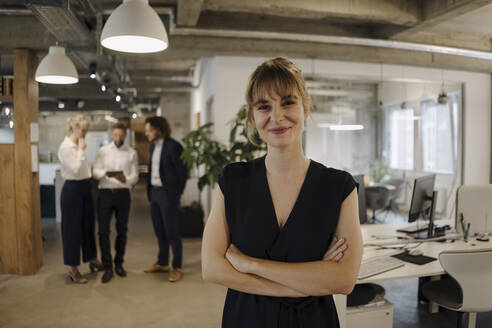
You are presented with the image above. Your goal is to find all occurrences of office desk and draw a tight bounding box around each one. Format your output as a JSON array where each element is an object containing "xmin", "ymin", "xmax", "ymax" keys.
[{"xmin": 335, "ymin": 221, "xmax": 492, "ymax": 328}]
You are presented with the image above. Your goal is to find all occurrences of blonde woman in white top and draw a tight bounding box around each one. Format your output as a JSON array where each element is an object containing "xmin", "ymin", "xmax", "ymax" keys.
[{"xmin": 58, "ymin": 115, "xmax": 103, "ymax": 283}]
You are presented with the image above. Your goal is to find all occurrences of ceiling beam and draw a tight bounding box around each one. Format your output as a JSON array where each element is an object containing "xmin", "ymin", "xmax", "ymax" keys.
[
  {"xmin": 388, "ymin": 30, "xmax": 492, "ymax": 52},
  {"xmin": 130, "ymin": 69, "xmax": 191, "ymax": 77},
  {"xmin": 166, "ymin": 34, "xmax": 492, "ymax": 73},
  {"xmin": 177, "ymin": 0, "xmax": 204, "ymax": 26},
  {"xmin": 391, "ymin": 0, "xmax": 492, "ymax": 39},
  {"xmin": 38, "ymin": 99, "xmax": 125, "ymax": 112},
  {"xmin": 40, "ymin": 80, "xmax": 108, "ymax": 98},
  {"xmin": 0, "ymin": 16, "xmax": 55, "ymax": 51},
  {"xmin": 196, "ymin": 11, "xmax": 373, "ymax": 38},
  {"xmin": 202, "ymin": 0, "xmax": 420, "ymax": 26}
]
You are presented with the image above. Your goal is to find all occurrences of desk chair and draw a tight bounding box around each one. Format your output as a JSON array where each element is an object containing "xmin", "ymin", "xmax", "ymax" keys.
[
  {"xmin": 421, "ymin": 249, "xmax": 492, "ymax": 328},
  {"xmin": 456, "ymin": 184, "xmax": 492, "ymax": 235},
  {"xmin": 365, "ymin": 186, "xmax": 391, "ymax": 224},
  {"xmin": 381, "ymin": 178, "xmax": 405, "ymax": 215}
]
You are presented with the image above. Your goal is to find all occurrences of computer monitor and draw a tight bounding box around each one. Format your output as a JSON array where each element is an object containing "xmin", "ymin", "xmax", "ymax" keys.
[{"xmin": 408, "ymin": 174, "xmax": 437, "ymax": 239}]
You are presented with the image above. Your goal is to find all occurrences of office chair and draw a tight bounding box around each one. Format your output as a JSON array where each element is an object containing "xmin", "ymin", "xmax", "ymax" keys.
[
  {"xmin": 421, "ymin": 249, "xmax": 492, "ymax": 328},
  {"xmin": 456, "ymin": 184, "xmax": 492, "ymax": 235},
  {"xmin": 381, "ymin": 178, "xmax": 405, "ymax": 214},
  {"xmin": 365, "ymin": 186, "xmax": 391, "ymax": 224}
]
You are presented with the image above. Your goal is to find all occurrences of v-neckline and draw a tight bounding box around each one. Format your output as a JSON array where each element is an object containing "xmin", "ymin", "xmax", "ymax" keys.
[{"xmin": 262, "ymin": 156, "xmax": 313, "ymax": 232}]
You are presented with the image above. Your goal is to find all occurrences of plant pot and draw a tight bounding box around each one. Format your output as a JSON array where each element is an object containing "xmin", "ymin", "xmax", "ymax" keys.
[{"xmin": 179, "ymin": 204, "xmax": 204, "ymax": 238}]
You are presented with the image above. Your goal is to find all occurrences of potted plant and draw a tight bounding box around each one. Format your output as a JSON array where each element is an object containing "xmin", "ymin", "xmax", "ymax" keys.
[
  {"xmin": 178, "ymin": 201, "xmax": 204, "ymax": 238},
  {"xmin": 178, "ymin": 106, "xmax": 265, "ymax": 236},
  {"xmin": 181, "ymin": 105, "xmax": 266, "ymax": 192}
]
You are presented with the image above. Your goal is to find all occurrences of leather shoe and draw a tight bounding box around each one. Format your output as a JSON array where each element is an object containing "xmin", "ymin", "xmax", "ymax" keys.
[
  {"xmin": 169, "ymin": 269, "xmax": 182, "ymax": 282},
  {"xmin": 101, "ymin": 269, "xmax": 113, "ymax": 283},
  {"xmin": 115, "ymin": 265, "xmax": 127, "ymax": 277},
  {"xmin": 143, "ymin": 263, "xmax": 170, "ymax": 273}
]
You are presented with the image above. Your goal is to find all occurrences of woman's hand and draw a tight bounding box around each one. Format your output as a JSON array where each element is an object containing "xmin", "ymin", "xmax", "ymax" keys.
[
  {"xmin": 226, "ymin": 244, "xmax": 252, "ymax": 273},
  {"xmin": 323, "ymin": 236, "xmax": 347, "ymax": 262},
  {"xmin": 78, "ymin": 138, "xmax": 86, "ymax": 150}
]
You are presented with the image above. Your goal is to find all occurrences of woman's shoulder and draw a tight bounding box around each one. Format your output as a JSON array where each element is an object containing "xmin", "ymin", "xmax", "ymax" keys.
[
  {"xmin": 311, "ymin": 160, "xmax": 352, "ymax": 179},
  {"xmin": 311, "ymin": 160, "xmax": 357, "ymax": 201},
  {"xmin": 222, "ymin": 157, "xmax": 263, "ymax": 179}
]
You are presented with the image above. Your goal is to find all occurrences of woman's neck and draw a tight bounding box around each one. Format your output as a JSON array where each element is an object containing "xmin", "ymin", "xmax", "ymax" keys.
[
  {"xmin": 265, "ymin": 144, "xmax": 309, "ymax": 178},
  {"xmin": 69, "ymin": 134, "xmax": 78, "ymax": 144}
]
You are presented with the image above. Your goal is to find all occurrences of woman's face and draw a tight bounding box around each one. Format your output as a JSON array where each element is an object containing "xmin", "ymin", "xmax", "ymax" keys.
[
  {"xmin": 73, "ymin": 126, "xmax": 88, "ymax": 139},
  {"xmin": 252, "ymin": 88, "xmax": 306, "ymax": 149}
]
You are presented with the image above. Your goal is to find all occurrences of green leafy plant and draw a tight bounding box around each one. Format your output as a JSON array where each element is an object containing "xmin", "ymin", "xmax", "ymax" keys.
[{"xmin": 181, "ymin": 105, "xmax": 266, "ymax": 193}]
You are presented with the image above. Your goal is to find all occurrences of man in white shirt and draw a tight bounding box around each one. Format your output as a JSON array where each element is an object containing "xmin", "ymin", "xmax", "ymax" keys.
[{"xmin": 93, "ymin": 122, "xmax": 139, "ymax": 283}]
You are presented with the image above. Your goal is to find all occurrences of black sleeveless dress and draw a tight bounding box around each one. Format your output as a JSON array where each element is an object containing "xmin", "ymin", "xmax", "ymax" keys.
[{"xmin": 218, "ymin": 156, "xmax": 357, "ymax": 328}]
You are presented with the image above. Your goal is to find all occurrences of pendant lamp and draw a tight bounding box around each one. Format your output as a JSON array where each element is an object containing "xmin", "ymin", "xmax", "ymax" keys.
[
  {"xmin": 101, "ymin": 0, "xmax": 168, "ymax": 53},
  {"xmin": 35, "ymin": 46, "xmax": 78, "ymax": 84}
]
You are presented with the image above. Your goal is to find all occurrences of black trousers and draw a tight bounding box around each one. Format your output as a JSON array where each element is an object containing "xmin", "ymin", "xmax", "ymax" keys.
[
  {"xmin": 150, "ymin": 186, "xmax": 182, "ymax": 269},
  {"xmin": 97, "ymin": 189, "xmax": 131, "ymax": 269},
  {"xmin": 60, "ymin": 179, "xmax": 97, "ymax": 266}
]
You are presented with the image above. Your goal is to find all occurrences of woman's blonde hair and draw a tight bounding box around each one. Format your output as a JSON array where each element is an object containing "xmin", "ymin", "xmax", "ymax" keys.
[
  {"xmin": 245, "ymin": 57, "xmax": 311, "ymax": 145},
  {"xmin": 66, "ymin": 114, "xmax": 89, "ymax": 133}
]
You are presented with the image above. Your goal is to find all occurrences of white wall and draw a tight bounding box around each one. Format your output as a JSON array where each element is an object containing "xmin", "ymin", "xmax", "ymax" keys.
[
  {"xmin": 191, "ymin": 58, "xmax": 217, "ymax": 128},
  {"xmin": 209, "ymin": 57, "xmax": 490, "ymax": 185}
]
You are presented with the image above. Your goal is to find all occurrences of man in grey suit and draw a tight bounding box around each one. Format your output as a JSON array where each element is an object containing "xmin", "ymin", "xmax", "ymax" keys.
[{"xmin": 143, "ymin": 116, "xmax": 188, "ymax": 282}]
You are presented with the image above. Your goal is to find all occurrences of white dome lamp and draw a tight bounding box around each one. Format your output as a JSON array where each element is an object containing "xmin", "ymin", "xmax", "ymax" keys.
[
  {"xmin": 101, "ymin": 0, "xmax": 168, "ymax": 53},
  {"xmin": 35, "ymin": 45, "xmax": 78, "ymax": 84}
]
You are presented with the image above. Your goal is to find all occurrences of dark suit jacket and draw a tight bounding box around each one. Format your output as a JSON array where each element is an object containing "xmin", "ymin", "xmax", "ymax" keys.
[{"xmin": 147, "ymin": 137, "xmax": 188, "ymax": 201}]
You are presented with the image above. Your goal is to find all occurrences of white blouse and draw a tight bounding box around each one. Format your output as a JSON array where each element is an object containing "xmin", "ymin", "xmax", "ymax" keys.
[{"xmin": 57, "ymin": 136, "xmax": 92, "ymax": 180}]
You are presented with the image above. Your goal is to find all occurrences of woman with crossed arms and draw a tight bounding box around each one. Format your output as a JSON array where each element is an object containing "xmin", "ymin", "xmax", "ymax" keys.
[{"xmin": 202, "ymin": 57, "xmax": 362, "ymax": 327}]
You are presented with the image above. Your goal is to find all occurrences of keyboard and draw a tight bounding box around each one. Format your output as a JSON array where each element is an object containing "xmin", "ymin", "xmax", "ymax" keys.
[
  {"xmin": 358, "ymin": 256, "xmax": 405, "ymax": 280},
  {"xmin": 397, "ymin": 223, "xmax": 429, "ymax": 234}
]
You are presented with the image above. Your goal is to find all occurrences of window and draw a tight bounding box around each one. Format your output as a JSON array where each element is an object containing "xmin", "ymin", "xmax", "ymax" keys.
[
  {"xmin": 421, "ymin": 96, "xmax": 459, "ymax": 174},
  {"xmin": 387, "ymin": 107, "xmax": 414, "ymax": 170}
]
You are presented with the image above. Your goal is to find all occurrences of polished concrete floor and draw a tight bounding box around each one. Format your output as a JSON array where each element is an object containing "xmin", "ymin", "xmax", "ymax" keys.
[{"xmin": 1, "ymin": 183, "xmax": 491, "ymax": 327}]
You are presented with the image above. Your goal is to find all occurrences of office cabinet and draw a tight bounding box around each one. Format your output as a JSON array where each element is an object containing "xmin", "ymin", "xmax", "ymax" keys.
[{"xmin": 346, "ymin": 299, "xmax": 393, "ymax": 328}]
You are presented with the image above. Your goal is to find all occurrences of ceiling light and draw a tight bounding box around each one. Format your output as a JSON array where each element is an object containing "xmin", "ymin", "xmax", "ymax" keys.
[
  {"xmin": 9, "ymin": 120, "xmax": 14, "ymax": 129},
  {"xmin": 115, "ymin": 94, "xmax": 121, "ymax": 102},
  {"xmin": 4, "ymin": 106, "xmax": 10, "ymax": 116},
  {"xmin": 76, "ymin": 99, "xmax": 85, "ymax": 109},
  {"xmin": 392, "ymin": 115, "xmax": 421, "ymax": 121},
  {"xmin": 35, "ymin": 45, "xmax": 78, "ymax": 84},
  {"xmin": 89, "ymin": 62, "xmax": 97, "ymax": 79},
  {"xmin": 101, "ymin": 0, "xmax": 169, "ymax": 53},
  {"xmin": 437, "ymin": 92, "xmax": 449, "ymax": 104},
  {"xmin": 101, "ymin": 84, "xmax": 107, "ymax": 92},
  {"xmin": 57, "ymin": 101, "xmax": 65, "ymax": 109},
  {"xmin": 131, "ymin": 113, "xmax": 137, "ymax": 119},
  {"xmin": 317, "ymin": 123, "xmax": 364, "ymax": 131}
]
